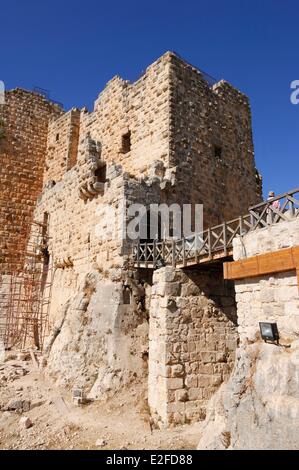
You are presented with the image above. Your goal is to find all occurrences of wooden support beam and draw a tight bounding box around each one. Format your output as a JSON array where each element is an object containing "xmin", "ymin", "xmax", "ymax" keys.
[
  {"xmin": 182, "ymin": 238, "xmax": 186, "ymax": 267},
  {"xmin": 223, "ymin": 222, "xmax": 227, "ymax": 256},
  {"xmin": 172, "ymin": 239, "xmax": 176, "ymax": 268},
  {"xmin": 223, "ymin": 246, "xmax": 299, "ymax": 288}
]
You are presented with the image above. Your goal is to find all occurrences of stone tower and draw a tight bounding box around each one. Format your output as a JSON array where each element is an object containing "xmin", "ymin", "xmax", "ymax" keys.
[
  {"xmin": 0, "ymin": 89, "xmax": 62, "ymax": 274},
  {"xmin": 0, "ymin": 52, "xmax": 262, "ymax": 426}
]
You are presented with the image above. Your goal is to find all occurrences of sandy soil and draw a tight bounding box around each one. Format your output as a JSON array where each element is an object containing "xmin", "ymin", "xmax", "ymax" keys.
[{"xmin": 0, "ymin": 357, "xmax": 201, "ymax": 450}]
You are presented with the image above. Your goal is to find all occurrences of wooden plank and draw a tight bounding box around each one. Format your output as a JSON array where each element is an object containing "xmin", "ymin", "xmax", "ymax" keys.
[
  {"xmin": 258, "ymin": 250, "xmax": 294, "ymax": 274},
  {"xmin": 208, "ymin": 228, "xmax": 212, "ymax": 259},
  {"xmin": 145, "ymin": 242, "xmax": 148, "ymax": 268},
  {"xmin": 224, "ymin": 256, "xmax": 259, "ymax": 279},
  {"xmin": 239, "ymin": 215, "xmax": 243, "ymax": 235},
  {"xmin": 137, "ymin": 241, "xmax": 140, "ymax": 268},
  {"xmin": 223, "ymin": 222, "xmax": 227, "ymax": 256},
  {"xmin": 223, "ymin": 263, "xmax": 228, "ymax": 279},
  {"xmin": 172, "ymin": 239, "xmax": 176, "ymax": 268},
  {"xmin": 291, "ymin": 246, "xmax": 299, "ymax": 266},
  {"xmin": 224, "ymin": 246, "xmax": 299, "ymax": 281},
  {"xmin": 182, "ymin": 238, "xmax": 186, "ymax": 267}
]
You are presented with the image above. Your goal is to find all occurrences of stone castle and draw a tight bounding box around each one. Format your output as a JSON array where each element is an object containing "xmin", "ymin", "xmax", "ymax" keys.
[{"xmin": 0, "ymin": 52, "xmax": 264, "ymax": 427}]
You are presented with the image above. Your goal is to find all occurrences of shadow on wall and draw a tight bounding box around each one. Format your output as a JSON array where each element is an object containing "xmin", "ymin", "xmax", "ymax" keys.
[{"xmin": 184, "ymin": 264, "xmax": 238, "ymax": 327}]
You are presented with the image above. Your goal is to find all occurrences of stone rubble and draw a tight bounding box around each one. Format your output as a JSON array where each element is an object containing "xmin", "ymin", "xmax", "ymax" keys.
[{"xmin": 19, "ymin": 416, "xmax": 32, "ymax": 430}]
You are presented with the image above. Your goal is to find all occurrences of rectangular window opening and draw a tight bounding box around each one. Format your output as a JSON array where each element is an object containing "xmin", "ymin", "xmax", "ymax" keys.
[
  {"xmin": 121, "ymin": 131, "xmax": 131, "ymax": 154},
  {"xmin": 214, "ymin": 145, "xmax": 222, "ymax": 159},
  {"xmin": 123, "ymin": 286, "xmax": 131, "ymax": 305},
  {"xmin": 95, "ymin": 164, "xmax": 106, "ymax": 183}
]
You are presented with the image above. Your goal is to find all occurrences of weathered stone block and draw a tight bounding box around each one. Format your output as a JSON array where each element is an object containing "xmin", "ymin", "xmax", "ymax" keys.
[
  {"xmin": 185, "ymin": 375, "xmax": 198, "ymax": 388},
  {"xmin": 165, "ymin": 378, "xmax": 184, "ymax": 390},
  {"xmin": 164, "ymin": 282, "xmax": 181, "ymax": 296},
  {"xmin": 175, "ymin": 389, "xmax": 189, "ymax": 402},
  {"xmin": 171, "ymin": 364, "xmax": 184, "ymax": 378},
  {"xmin": 201, "ymin": 352, "xmax": 216, "ymax": 363},
  {"xmin": 188, "ymin": 387, "xmax": 203, "ymax": 401}
]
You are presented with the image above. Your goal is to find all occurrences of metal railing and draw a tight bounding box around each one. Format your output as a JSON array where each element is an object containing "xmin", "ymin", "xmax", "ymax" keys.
[{"xmin": 133, "ymin": 188, "xmax": 299, "ymax": 268}]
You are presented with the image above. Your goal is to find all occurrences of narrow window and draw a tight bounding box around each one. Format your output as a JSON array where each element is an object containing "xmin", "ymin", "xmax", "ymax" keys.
[
  {"xmin": 94, "ymin": 164, "xmax": 106, "ymax": 183},
  {"xmin": 121, "ymin": 131, "xmax": 131, "ymax": 154},
  {"xmin": 123, "ymin": 286, "xmax": 131, "ymax": 304},
  {"xmin": 214, "ymin": 145, "xmax": 222, "ymax": 158},
  {"xmin": 56, "ymin": 133, "xmax": 60, "ymax": 142}
]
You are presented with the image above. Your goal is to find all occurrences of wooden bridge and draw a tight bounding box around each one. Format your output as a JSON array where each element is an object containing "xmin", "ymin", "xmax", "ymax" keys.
[{"xmin": 132, "ymin": 188, "xmax": 299, "ymax": 269}]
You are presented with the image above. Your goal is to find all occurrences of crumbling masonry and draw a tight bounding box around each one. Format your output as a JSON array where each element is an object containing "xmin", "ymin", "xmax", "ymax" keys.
[{"xmin": 0, "ymin": 52, "xmax": 262, "ymax": 426}]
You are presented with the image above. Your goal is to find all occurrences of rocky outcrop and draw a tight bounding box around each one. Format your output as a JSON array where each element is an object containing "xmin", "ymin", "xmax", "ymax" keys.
[
  {"xmin": 198, "ymin": 340, "xmax": 299, "ymax": 450},
  {"xmin": 44, "ymin": 271, "xmax": 149, "ymax": 398}
]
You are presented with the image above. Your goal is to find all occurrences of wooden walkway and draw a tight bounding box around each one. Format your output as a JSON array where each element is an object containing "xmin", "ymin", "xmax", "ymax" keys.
[{"xmin": 132, "ymin": 188, "xmax": 299, "ymax": 269}]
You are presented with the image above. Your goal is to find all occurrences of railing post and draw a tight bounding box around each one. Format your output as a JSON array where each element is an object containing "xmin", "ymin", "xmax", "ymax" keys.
[
  {"xmin": 239, "ymin": 215, "xmax": 243, "ymax": 235},
  {"xmin": 289, "ymin": 195, "xmax": 295, "ymax": 218},
  {"xmin": 223, "ymin": 222, "xmax": 227, "ymax": 256},
  {"xmin": 208, "ymin": 227, "xmax": 212, "ymax": 259},
  {"xmin": 153, "ymin": 240, "xmax": 156, "ymax": 268},
  {"xmin": 137, "ymin": 240, "xmax": 140, "ymax": 268},
  {"xmin": 195, "ymin": 234, "xmax": 199, "ymax": 264},
  {"xmin": 172, "ymin": 239, "xmax": 176, "ymax": 268},
  {"xmin": 162, "ymin": 240, "xmax": 165, "ymax": 262},
  {"xmin": 145, "ymin": 242, "xmax": 148, "ymax": 268},
  {"xmin": 268, "ymin": 205, "xmax": 273, "ymax": 225},
  {"xmin": 182, "ymin": 237, "xmax": 186, "ymax": 267},
  {"xmin": 249, "ymin": 210, "xmax": 254, "ymax": 230}
]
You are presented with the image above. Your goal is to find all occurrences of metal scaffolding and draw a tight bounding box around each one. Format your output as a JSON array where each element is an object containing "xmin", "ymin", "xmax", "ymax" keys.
[{"xmin": 0, "ymin": 219, "xmax": 52, "ymax": 351}]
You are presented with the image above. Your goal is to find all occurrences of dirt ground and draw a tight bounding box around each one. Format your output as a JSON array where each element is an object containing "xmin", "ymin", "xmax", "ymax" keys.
[{"xmin": 0, "ymin": 356, "xmax": 201, "ymax": 450}]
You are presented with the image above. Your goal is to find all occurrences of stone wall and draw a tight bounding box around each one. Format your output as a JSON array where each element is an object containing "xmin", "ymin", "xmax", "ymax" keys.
[
  {"xmin": 148, "ymin": 266, "xmax": 237, "ymax": 427},
  {"xmin": 0, "ymin": 52, "xmax": 263, "ymax": 403},
  {"xmin": 34, "ymin": 52, "xmax": 262, "ymax": 280},
  {"xmin": 59, "ymin": 54, "xmax": 171, "ymax": 181},
  {"xmin": 42, "ymin": 52, "xmax": 261, "ymax": 230},
  {"xmin": 37, "ymin": 154, "xmax": 153, "ymax": 394},
  {"xmin": 168, "ymin": 53, "xmax": 262, "ymax": 227},
  {"xmin": 43, "ymin": 108, "xmax": 80, "ymax": 185},
  {"xmin": 198, "ymin": 218, "xmax": 299, "ymax": 449},
  {"xmin": 31, "ymin": 51, "xmax": 261, "ymax": 406},
  {"xmin": 0, "ymin": 89, "xmax": 62, "ymax": 273},
  {"xmin": 233, "ymin": 217, "xmax": 299, "ymax": 344},
  {"xmin": 0, "ymin": 52, "xmax": 262, "ymax": 279},
  {"xmin": 34, "ymin": 164, "xmax": 127, "ymax": 318},
  {"xmin": 34, "ymin": 153, "xmax": 161, "ymax": 364}
]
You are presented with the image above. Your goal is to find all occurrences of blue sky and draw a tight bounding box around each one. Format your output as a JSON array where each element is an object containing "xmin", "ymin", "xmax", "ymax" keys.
[{"xmin": 1, "ymin": 0, "xmax": 298, "ymax": 197}]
